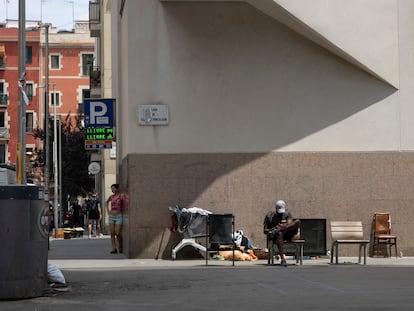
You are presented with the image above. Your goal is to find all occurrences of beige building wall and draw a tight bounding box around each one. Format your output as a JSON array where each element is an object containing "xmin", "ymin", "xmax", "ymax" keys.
[
  {"xmin": 101, "ymin": 0, "xmax": 116, "ymax": 228},
  {"xmin": 111, "ymin": 0, "xmax": 414, "ymax": 258},
  {"xmin": 101, "ymin": 0, "xmax": 117, "ymax": 218}
]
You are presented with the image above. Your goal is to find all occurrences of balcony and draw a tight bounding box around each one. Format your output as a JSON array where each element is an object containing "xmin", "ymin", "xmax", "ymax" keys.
[
  {"xmin": 0, "ymin": 94, "xmax": 7, "ymax": 106},
  {"xmin": 89, "ymin": 0, "xmax": 101, "ymax": 38},
  {"xmin": 89, "ymin": 66, "xmax": 101, "ymax": 98},
  {"xmin": 0, "ymin": 127, "xmax": 9, "ymax": 140}
]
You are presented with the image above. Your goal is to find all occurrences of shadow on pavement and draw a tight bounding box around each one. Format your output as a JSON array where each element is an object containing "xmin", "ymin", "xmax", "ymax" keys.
[{"xmin": 48, "ymin": 236, "xmax": 126, "ymax": 260}]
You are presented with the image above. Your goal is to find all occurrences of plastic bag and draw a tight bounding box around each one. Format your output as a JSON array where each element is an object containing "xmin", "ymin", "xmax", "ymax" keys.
[{"xmin": 47, "ymin": 263, "xmax": 66, "ymax": 284}]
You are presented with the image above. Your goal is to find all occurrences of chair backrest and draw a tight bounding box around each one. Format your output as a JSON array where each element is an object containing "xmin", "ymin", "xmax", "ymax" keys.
[
  {"xmin": 207, "ymin": 214, "xmax": 234, "ymax": 244},
  {"xmin": 373, "ymin": 212, "xmax": 391, "ymax": 235},
  {"xmin": 330, "ymin": 221, "xmax": 364, "ymax": 241}
]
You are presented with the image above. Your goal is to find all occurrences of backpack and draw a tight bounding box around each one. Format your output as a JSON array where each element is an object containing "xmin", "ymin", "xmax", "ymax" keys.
[
  {"xmin": 88, "ymin": 199, "xmax": 98, "ymax": 212},
  {"xmin": 87, "ymin": 199, "xmax": 99, "ymax": 219}
]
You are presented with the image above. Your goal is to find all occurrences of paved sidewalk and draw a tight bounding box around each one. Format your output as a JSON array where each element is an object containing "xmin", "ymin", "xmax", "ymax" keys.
[
  {"xmin": 2, "ymin": 236, "xmax": 414, "ymax": 311},
  {"xmin": 47, "ymin": 235, "xmax": 414, "ymax": 270}
]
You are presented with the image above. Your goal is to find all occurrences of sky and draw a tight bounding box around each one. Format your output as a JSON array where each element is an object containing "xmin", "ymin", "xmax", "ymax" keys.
[{"xmin": 0, "ymin": 0, "xmax": 90, "ymax": 30}]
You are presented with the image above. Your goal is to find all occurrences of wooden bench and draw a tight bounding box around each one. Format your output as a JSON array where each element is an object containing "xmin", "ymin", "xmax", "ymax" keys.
[{"xmin": 330, "ymin": 221, "xmax": 370, "ymax": 264}]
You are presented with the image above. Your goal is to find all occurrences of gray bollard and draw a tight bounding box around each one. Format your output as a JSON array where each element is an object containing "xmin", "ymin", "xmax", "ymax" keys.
[{"xmin": 0, "ymin": 185, "xmax": 49, "ymax": 299}]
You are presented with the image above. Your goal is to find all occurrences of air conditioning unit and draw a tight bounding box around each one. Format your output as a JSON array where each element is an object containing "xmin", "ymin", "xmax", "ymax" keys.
[{"xmin": 0, "ymin": 127, "xmax": 9, "ymax": 139}]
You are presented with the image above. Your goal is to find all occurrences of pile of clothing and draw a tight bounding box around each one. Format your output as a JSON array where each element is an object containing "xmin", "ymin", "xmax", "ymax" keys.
[{"xmin": 218, "ymin": 230, "xmax": 258, "ymax": 261}]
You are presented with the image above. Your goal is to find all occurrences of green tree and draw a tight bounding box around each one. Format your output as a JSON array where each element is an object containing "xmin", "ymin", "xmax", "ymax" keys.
[{"xmin": 60, "ymin": 114, "xmax": 94, "ymax": 204}]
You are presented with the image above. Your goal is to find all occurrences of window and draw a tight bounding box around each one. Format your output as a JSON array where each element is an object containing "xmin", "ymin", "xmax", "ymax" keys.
[
  {"xmin": 26, "ymin": 46, "xmax": 33, "ymax": 64},
  {"xmin": 51, "ymin": 55, "xmax": 60, "ymax": 69},
  {"xmin": 25, "ymin": 83, "xmax": 33, "ymax": 101},
  {"xmin": 82, "ymin": 89, "xmax": 90, "ymax": 99},
  {"xmin": 0, "ymin": 111, "xmax": 7, "ymax": 141},
  {"xmin": 0, "ymin": 144, "xmax": 5, "ymax": 163},
  {"xmin": 0, "ymin": 111, "xmax": 4, "ymax": 127},
  {"xmin": 0, "ymin": 82, "xmax": 5, "ymax": 105},
  {"xmin": 81, "ymin": 53, "xmax": 94, "ymax": 76},
  {"xmin": 26, "ymin": 112, "xmax": 33, "ymax": 133},
  {"xmin": 50, "ymin": 93, "xmax": 60, "ymax": 106}
]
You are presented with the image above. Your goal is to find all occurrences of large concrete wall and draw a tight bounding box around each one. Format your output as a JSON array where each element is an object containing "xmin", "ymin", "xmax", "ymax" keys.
[
  {"xmin": 112, "ymin": 0, "xmax": 414, "ymax": 258},
  {"xmin": 123, "ymin": 1, "xmax": 401, "ymax": 153},
  {"xmin": 124, "ymin": 152, "xmax": 414, "ymax": 258}
]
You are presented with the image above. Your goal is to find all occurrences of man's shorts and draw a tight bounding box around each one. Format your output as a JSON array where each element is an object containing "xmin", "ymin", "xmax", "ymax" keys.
[{"xmin": 109, "ymin": 214, "xmax": 123, "ymax": 225}]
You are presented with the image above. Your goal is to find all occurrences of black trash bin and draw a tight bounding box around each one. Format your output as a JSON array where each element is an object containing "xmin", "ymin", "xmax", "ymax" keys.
[{"xmin": 0, "ymin": 185, "xmax": 49, "ymax": 299}]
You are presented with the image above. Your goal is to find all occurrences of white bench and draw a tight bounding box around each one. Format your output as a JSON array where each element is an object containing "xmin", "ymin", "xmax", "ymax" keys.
[{"xmin": 330, "ymin": 221, "xmax": 370, "ymax": 264}]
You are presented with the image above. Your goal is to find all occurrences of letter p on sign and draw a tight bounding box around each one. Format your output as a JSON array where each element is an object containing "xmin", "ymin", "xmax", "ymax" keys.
[
  {"xmin": 84, "ymin": 99, "xmax": 114, "ymax": 128},
  {"xmin": 90, "ymin": 101, "xmax": 108, "ymax": 125}
]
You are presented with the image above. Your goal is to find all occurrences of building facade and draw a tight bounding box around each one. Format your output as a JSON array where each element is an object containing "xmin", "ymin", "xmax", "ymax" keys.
[
  {"xmin": 109, "ymin": 0, "xmax": 414, "ymax": 258},
  {"xmin": 0, "ymin": 21, "xmax": 94, "ymax": 188},
  {"xmin": 89, "ymin": 0, "xmax": 117, "ymax": 232},
  {"xmin": 0, "ymin": 26, "xmax": 41, "ymax": 177}
]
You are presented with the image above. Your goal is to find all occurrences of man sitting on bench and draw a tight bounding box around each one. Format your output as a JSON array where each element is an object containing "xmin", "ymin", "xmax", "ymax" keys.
[{"xmin": 263, "ymin": 200, "xmax": 301, "ymax": 267}]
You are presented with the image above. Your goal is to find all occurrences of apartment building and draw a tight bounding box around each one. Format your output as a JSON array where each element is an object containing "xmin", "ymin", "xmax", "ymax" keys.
[
  {"xmin": 0, "ymin": 25, "xmax": 41, "ymax": 177},
  {"xmin": 0, "ymin": 21, "xmax": 94, "ymax": 184}
]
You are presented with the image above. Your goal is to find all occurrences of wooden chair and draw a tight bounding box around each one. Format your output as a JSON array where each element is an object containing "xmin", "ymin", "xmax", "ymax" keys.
[
  {"xmin": 372, "ymin": 212, "xmax": 397, "ymax": 258},
  {"xmin": 266, "ymin": 227, "xmax": 305, "ymax": 265},
  {"xmin": 330, "ymin": 221, "xmax": 370, "ymax": 264}
]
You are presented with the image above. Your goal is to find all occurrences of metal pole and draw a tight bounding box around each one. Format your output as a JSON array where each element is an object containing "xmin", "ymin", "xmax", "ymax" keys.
[
  {"xmin": 58, "ymin": 118, "xmax": 62, "ymax": 224},
  {"xmin": 52, "ymin": 84, "xmax": 58, "ymax": 232},
  {"xmin": 43, "ymin": 24, "xmax": 50, "ymax": 203},
  {"xmin": 65, "ymin": 0, "xmax": 74, "ymax": 30},
  {"xmin": 17, "ymin": 0, "xmax": 26, "ymax": 184}
]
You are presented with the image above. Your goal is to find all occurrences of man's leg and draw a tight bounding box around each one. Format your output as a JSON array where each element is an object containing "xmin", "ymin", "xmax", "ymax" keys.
[
  {"xmin": 287, "ymin": 219, "xmax": 301, "ymax": 233},
  {"xmin": 88, "ymin": 218, "xmax": 92, "ymax": 238},
  {"xmin": 276, "ymin": 220, "xmax": 301, "ymax": 266},
  {"xmin": 275, "ymin": 232, "xmax": 287, "ymax": 266}
]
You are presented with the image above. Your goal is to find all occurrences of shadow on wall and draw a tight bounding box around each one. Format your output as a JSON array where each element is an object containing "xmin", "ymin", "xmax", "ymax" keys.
[
  {"xmin": 159, "ymin": 2, "xmax": 396, "ymax": 152},
  {"xmin": 125, "ymin": 2, "xmax": 397, "ymax": 259}
]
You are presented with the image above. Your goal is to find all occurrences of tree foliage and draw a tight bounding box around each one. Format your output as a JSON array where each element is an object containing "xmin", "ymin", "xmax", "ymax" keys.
[{"xmin": 60, "ymin": 114, "xmax": 95, "ymax": 202}]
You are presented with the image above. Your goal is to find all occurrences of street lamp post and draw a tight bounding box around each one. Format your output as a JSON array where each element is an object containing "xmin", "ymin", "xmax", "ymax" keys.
[
  {"xmin": 39, "ymin": 81, "xmax": 57, "ymax": 234},
  {"xmin": 37, "ymin": 22, "xmax": 52, "ymax": 231},
  {"xmin": 17, "ymin": 0, "xmax": 26, "ymax": 184},
  {"xmin": 36, "ymin": 22, "xmax": 53, "ymax": 232},
  {"xmin": 43, "ymin": 23, "xmax": 50, "ymax": 203},
  {"xmin": 52, "ymin": 83, "xmax": 59, "ymax": 229},
  {"xmin": 65, "ymin": 0, "xmax": 75, "ymax": 30}
]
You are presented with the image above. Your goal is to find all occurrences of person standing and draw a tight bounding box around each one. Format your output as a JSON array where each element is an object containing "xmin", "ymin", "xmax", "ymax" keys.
[
  {"xmin": 263, "ymin": 200, "xmax": 300, "ymax": 267},
  {"xmin": 86, "ymin": 192, "xmax": 102, "ymax": 238},
  {"xmin": 71, "ymin": 199, "xmax": 82, "ymax": 227},
  {"xmin": 106, "ymin": 184, "xmax": 127, "ymax": 254}
]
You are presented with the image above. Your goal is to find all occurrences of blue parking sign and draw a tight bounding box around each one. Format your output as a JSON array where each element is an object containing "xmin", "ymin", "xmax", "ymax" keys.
[{"xmin": 84, "ymin": 99, "xmax": 114, "ymax": 128}]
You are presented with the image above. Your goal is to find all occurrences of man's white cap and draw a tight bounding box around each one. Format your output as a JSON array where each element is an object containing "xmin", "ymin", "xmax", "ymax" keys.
[{"xmin": 275, "ymin": 200, "xmax": 286, "ymax": 213}]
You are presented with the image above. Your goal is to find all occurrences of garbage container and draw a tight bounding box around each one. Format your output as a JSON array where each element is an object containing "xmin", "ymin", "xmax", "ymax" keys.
[{"xmin": 0, "ymin": 185, "xmax": 49, "ymax": 299}]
